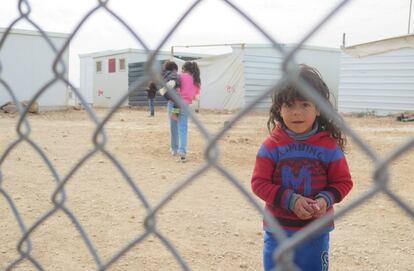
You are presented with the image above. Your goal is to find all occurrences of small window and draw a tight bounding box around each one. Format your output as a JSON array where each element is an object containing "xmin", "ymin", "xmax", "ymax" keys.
[
  {"xmin": 108, "ymin": 58, "xmax": 116, "ymax": 73},
  {"xmin": 119, "ymin": 58, "xmax": 126, "ymax": 71},
  {"xmin": 96, "ymin": 61, "xmax": 102, "ymax": 73}
]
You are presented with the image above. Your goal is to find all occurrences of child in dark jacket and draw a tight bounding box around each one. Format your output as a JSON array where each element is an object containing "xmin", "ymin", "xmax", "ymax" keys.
[
  {"xmin": 145, "ymin": 81, "xmax": 157, "ymax": 116},
  {"xmin": 159, "ymin": 60, "xmax": 181, "ymax": 120}
]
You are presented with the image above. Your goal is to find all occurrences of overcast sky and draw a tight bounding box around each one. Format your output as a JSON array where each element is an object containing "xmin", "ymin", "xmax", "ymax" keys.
[{"xmin": 0, "ymin": 0, "xmax": 413, "ymax": 86}]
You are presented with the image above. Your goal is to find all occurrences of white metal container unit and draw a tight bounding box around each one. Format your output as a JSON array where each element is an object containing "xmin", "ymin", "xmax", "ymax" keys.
[
  {"xmin": 0, "ymin": 27, "xmax": 70, "ymax": 110},
  {"xmin": 80, "ymin": 49, "xmax": 173, "ymax": 108},
  {"xmin": 231, "ymin": 44, "xmax": 341, "ymax": 111},
  {"xmin": 339, "ymin": 35, "xmax": 414, "ymax": 115},
  {"xmin": 80, "ymin": 49, "xmax": 209, "ymax": 108}
]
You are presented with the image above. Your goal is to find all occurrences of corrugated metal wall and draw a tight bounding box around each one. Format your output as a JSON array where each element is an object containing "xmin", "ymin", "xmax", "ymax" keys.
[
  {"xmin": 238, "ymin": 45, "xmax": 341, "ymax": 112},
  {"xmin": 339, "ymin": 48, "xmax": 414, "ymax": 115},
  {"xmin": 128, "ymin": 61, "xmax": 167, "ymax": 107},
  {"xmin": 243, "ymin": 53, "xmax": 283, "ymax": 111},
  {"xmin": 235, "ymin": 46, "xmax": 285, "ymax": 111}
]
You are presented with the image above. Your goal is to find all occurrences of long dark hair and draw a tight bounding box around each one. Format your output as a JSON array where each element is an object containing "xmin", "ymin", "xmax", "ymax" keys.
[
  {"xmin": 182, "ymin": 61, "xmax": 201, "ymax": 87},
  {"xmin": 267, "ymin": 64, "xmax": 347, "ymax": 151}
]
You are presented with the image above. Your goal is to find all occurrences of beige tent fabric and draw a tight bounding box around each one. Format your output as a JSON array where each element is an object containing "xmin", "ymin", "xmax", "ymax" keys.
[
  {"xmin": 342, "ymin": 34, "xmax": 414, "ymax": 58},
  {"xmin": 174, "ymin": 51, "xmax": 245, "ymax": 110}
]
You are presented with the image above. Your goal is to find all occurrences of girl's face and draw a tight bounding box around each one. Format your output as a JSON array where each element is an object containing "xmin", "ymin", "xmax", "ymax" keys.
[{"xmin": 280, "ymin": 99, "xmax": 320, "ymax": 134}]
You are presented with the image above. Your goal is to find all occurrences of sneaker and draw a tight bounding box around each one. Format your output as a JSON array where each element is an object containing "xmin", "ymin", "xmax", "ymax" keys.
[
  {"xmin": 171, "ymin": 150, "xmax": 177, "ymax": 156},
  {"xmin": 179, "ymin": 153, "xmax": 186, "ymax": 162}
]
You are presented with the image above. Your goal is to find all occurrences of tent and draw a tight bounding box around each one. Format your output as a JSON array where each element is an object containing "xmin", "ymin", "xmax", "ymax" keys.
[{"xmin": 175, "ymin": 51, "xmax": 244, "ymax": 111}]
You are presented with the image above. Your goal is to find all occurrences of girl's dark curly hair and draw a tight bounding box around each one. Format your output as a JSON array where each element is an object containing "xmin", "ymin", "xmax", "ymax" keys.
[{"xmin": 267, "ymin": 64, "xmax": 347, "ymax": 151}]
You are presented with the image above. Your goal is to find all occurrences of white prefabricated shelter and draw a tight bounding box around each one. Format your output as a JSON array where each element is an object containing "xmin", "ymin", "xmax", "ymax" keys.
[
  {"xmin": 79, "ymin": 49, "xmax": 205, "ymax": 108},
  {"xmin": 339, "ymin": 34, "xmax": 414, "ymax": 115},
  {"xmin": 0, "ymin": 27, "xmax": 70, "ymax": 110},
  {"xmin": 197, "ymin": 44, "xmax": 341, "ymax": 111}
]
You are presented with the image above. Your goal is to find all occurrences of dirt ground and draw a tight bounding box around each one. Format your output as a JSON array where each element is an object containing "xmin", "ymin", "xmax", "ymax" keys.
[{"xmin": 0, "ymin": 107, "xmax": 413, "ymax": 271}]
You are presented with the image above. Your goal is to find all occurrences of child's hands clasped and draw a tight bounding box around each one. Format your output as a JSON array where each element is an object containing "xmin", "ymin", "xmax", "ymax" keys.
[
  {"xmin": 293, "ymin": 196, "xmax": 327, "ymax": 220},
  {"xmin": 310, "ymin": 198, "xmax": 327, "ymax": 218}
]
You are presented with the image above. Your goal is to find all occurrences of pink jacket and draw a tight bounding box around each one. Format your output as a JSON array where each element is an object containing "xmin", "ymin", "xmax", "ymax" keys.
[{"xmin": 179, "ymin": 72, "xmax": 200, "ymax": 104}]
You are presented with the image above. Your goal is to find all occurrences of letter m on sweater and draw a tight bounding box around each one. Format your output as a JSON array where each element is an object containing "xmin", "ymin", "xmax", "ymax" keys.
[{"xmin": 281, "ymin": 166, "xmax": 311, "ymax": 196}]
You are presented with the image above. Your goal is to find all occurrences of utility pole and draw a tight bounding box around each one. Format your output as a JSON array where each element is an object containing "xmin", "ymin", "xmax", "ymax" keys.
[{"xmin": 409, "ymin": 0, "xmax": 413, "ymax": 33}]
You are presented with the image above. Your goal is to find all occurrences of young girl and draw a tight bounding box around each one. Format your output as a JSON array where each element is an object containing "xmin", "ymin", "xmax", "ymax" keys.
[
  {"xmin": 251, "ymin": 64, "xmax": 353, "ymax": 270},
  {"xmin": 168, "ymin": 61, "xmax": 200, "ymax": 162}
]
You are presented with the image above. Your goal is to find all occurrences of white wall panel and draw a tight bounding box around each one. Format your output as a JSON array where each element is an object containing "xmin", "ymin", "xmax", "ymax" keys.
[
  {"xmin": 0, "ymin": 28, "xmax": 69, "ymax": 110},
  {"xmin": 339, "ymin": 48, "xmax": 414, "ymax": 115},
  {"xmin": 234, "ymin": 44, "xmax": 341, "ymax": 112}
]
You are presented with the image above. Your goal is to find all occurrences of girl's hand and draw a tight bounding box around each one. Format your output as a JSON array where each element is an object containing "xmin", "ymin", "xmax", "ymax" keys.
[
  {"xmin": 311, "ymin": 198, "xmax": 327, "ymax": 218},
  {"xmin": 293, "ymin": 196, "xmax": 317, "ymax": 220}
]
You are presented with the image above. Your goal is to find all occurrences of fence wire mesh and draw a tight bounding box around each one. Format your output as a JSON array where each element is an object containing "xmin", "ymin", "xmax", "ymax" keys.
[{"xmin": 0, "ymin": 0, "xmax": 413, "ymax": 270}]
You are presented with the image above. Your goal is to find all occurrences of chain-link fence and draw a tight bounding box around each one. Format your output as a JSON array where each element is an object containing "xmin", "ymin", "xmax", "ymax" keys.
[{"xmin": 0, "ymin": 0, "xmax": 413, "ymax": 270}]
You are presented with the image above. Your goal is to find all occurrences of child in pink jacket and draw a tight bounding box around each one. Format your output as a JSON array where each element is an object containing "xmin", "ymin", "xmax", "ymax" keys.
[{"xmin": 168, "ymin": 61, "xmax": 200, "ymax": 162}]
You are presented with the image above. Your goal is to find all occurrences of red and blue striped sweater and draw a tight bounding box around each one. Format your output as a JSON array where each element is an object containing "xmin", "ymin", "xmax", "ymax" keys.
[{"xmin": 251, "ymin": 126, "xmax": 353, "ymax": 231}]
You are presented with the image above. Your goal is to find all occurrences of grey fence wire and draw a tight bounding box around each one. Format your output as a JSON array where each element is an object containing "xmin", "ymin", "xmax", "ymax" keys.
[{"xmin": 0, "ymin": 0, "xmax": 413, "ymax": 270}]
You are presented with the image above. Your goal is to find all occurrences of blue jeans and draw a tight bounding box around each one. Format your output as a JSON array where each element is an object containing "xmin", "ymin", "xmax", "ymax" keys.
[
  {"xmin": 263, "ymin": 230, "xmax": 329, "ymax": 271},
  {"xmin": 168, "ymin": 101, "xmax": 188, "ymax": 154},
  {"xmin": 148, "ymin": 98, "xmax": 155, "ymax": 116}
]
